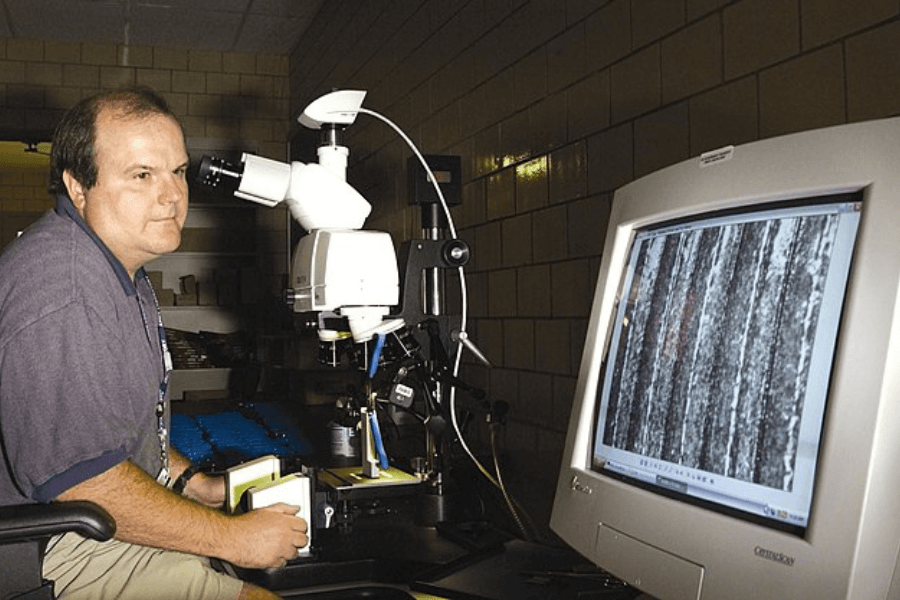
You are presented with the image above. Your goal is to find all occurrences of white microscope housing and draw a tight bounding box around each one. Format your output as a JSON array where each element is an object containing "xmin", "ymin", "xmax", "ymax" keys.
[{"xmin": 199, "ymin": 90, "xmax": 403, "ymax": 344}]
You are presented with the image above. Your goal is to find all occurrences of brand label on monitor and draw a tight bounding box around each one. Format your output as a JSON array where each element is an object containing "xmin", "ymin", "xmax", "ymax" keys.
[
  {"xmin": 570, "ymin": 475, "xmax": 593, "ymax": 495},
  {"xmin": 754, "ymin": 546, "xmax": 796, "ymax": 567},
  {"xmin": 699, "ymin": 145, "xmax": 734, "ymax": 167}
]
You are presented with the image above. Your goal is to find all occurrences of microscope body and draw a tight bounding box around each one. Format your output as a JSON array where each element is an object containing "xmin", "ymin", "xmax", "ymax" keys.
[{"xmin": 291, "ymin": 229, "xmax": 401, "ymax": 344}]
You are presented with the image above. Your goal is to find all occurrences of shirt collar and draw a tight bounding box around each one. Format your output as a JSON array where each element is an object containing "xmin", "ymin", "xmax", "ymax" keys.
[{"xmin": 56, "ymin": 193, "xmax": 145, "ymax": 297}]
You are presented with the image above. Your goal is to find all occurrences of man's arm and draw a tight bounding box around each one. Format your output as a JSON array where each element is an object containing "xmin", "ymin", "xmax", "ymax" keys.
[
  {"xmin": 56, "ymin": 460, "xmax": 306, "ymax": 569},
  {"xmin": 168, "ymin": 446, "xmax": 226, "ymax": 509}
]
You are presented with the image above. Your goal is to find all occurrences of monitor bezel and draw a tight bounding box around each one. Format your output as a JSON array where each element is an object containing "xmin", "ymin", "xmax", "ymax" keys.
[{"xmin": 551, "ymin": 116, "xmax": 900, "ymax": 600}]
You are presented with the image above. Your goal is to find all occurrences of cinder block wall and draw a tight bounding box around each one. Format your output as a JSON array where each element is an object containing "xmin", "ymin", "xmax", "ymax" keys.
[
  {"xmin": 289, "ymin": 0, "xmax": 900, "ymax": 534},
  {"xmin": 0, "ymin": 38, "xmax": 292, "ymax": 296}
]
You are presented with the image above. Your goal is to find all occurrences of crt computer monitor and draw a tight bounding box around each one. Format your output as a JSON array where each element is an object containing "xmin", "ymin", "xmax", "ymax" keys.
[{"xmin": 551, "ymin": 117, "xmax": 900, "ymax": 600}]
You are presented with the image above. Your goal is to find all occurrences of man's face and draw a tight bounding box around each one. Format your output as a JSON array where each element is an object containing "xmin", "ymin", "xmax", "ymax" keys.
[{"xmin": 66, "ymin": 108, "xmax": 189, "ymax": 278}]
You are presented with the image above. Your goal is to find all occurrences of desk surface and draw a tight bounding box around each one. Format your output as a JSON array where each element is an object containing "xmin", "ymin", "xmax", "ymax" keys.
[{"xmin": 413, "ymin": 539, "xmax": 641, "ymax": 600}]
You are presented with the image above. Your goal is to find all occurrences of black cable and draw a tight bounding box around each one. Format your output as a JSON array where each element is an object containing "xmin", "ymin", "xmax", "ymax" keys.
[{"xmin": 489, "ymin": 422, "xmax": 532, "ymax": 541}]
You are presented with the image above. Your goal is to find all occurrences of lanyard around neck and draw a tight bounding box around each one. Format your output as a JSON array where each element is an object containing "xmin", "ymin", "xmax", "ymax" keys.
[{"xmin": 136, "ymin": 274, "xmax": 173, "ymax": 486}]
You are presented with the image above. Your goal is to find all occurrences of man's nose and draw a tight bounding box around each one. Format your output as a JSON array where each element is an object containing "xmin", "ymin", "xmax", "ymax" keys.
[{"xmin": 160, "ymin": 175, "xmax": 188, "ymax": 204}]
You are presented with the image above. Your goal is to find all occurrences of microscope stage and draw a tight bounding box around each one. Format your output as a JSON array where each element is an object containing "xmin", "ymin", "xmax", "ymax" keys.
[{"xmin": 319, "ymin": 466, "xmax": 421, "ymax": 502}]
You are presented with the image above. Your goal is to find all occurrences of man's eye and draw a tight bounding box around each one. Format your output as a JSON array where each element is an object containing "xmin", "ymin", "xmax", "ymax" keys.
[{"xmin": 136, "ymin": 172, "xmax": 150, "ymax": 180}]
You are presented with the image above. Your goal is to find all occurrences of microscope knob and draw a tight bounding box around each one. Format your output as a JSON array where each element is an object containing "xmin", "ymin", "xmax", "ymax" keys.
[{"xmin": 442, "ymin": 239, "xmax": 469, "ymax": 267}]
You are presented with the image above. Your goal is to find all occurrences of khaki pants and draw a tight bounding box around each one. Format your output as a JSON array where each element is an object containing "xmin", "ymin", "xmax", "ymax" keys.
[{"xmin": 43, "ymin": 532, "xmax": 245, "ymax": 600}]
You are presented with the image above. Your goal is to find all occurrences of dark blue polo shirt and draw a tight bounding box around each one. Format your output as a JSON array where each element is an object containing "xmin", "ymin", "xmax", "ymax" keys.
[{"xmin": 0, "ymin": 195, "xmax": 169, "ymax": 505}]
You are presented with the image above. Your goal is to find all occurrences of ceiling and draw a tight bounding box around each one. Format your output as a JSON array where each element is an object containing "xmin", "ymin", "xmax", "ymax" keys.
[
  {"xmin": 0, "ymin": 0, "xmax": 325, "ymax": 54},
  {"xmin": 0, "ymin": 1, "xmax": 325, "ymax": 173}
]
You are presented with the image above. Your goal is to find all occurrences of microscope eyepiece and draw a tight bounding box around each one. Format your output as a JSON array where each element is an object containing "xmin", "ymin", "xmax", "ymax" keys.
[{"xmin": 196, "ymin": 155, "xmax": 243, "ymax": 190}]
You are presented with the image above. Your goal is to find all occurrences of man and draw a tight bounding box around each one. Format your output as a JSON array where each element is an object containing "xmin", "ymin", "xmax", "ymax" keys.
[{"xmin": 0, "ymin": 87, "xmax": 306, "ymax": 599}]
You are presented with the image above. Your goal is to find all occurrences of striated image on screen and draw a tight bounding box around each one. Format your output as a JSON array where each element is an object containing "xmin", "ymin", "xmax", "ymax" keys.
[{"xmin": 592, "ymin": 195, "xmax": 861, "ymax": 529}]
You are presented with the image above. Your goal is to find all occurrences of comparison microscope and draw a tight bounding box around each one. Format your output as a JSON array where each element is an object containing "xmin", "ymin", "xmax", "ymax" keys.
[{"xmin": 197, "ymin": 90, "xmax": 492, "ymax": 529}]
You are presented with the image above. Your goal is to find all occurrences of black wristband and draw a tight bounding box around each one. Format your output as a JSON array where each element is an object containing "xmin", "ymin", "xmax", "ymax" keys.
[{"xmin": 172, "ymin": 464, "xmax": 201, "ymax": 495}]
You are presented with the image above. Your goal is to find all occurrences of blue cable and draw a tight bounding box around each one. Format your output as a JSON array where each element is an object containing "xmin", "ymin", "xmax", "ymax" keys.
[
  {"xmin": 366, "ymin": 333, "xmax": 389, "ymax": 468},
  {"xmin": 368, "ymin": 332, "xmax": 386, "ymax": 379},
  {"xmin": 369, "ymin": 411, "xmax": 390, "ymax": 469}
]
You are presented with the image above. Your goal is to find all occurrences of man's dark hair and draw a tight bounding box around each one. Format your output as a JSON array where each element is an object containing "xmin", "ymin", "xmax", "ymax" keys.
[{"xmin": 48, "ymin": 86, "xmax": 183, "ymax": 196}]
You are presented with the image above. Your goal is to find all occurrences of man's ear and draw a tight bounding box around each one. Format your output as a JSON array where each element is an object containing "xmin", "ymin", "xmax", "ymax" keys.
[{"xmin": 62, "ymin": 171, "xmax": 87, "ymax": 212}]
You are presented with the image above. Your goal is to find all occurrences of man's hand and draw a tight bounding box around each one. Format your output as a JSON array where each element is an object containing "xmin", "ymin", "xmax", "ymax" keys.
[{"xmin": 224, "ymin": 503, "xmax": 309, "ymax": 570}]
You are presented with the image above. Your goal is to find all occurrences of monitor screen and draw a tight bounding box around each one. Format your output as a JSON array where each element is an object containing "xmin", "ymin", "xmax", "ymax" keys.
[{"xmin": 592, "ymin": 196, "xmax": 862, "ymax": 533}]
